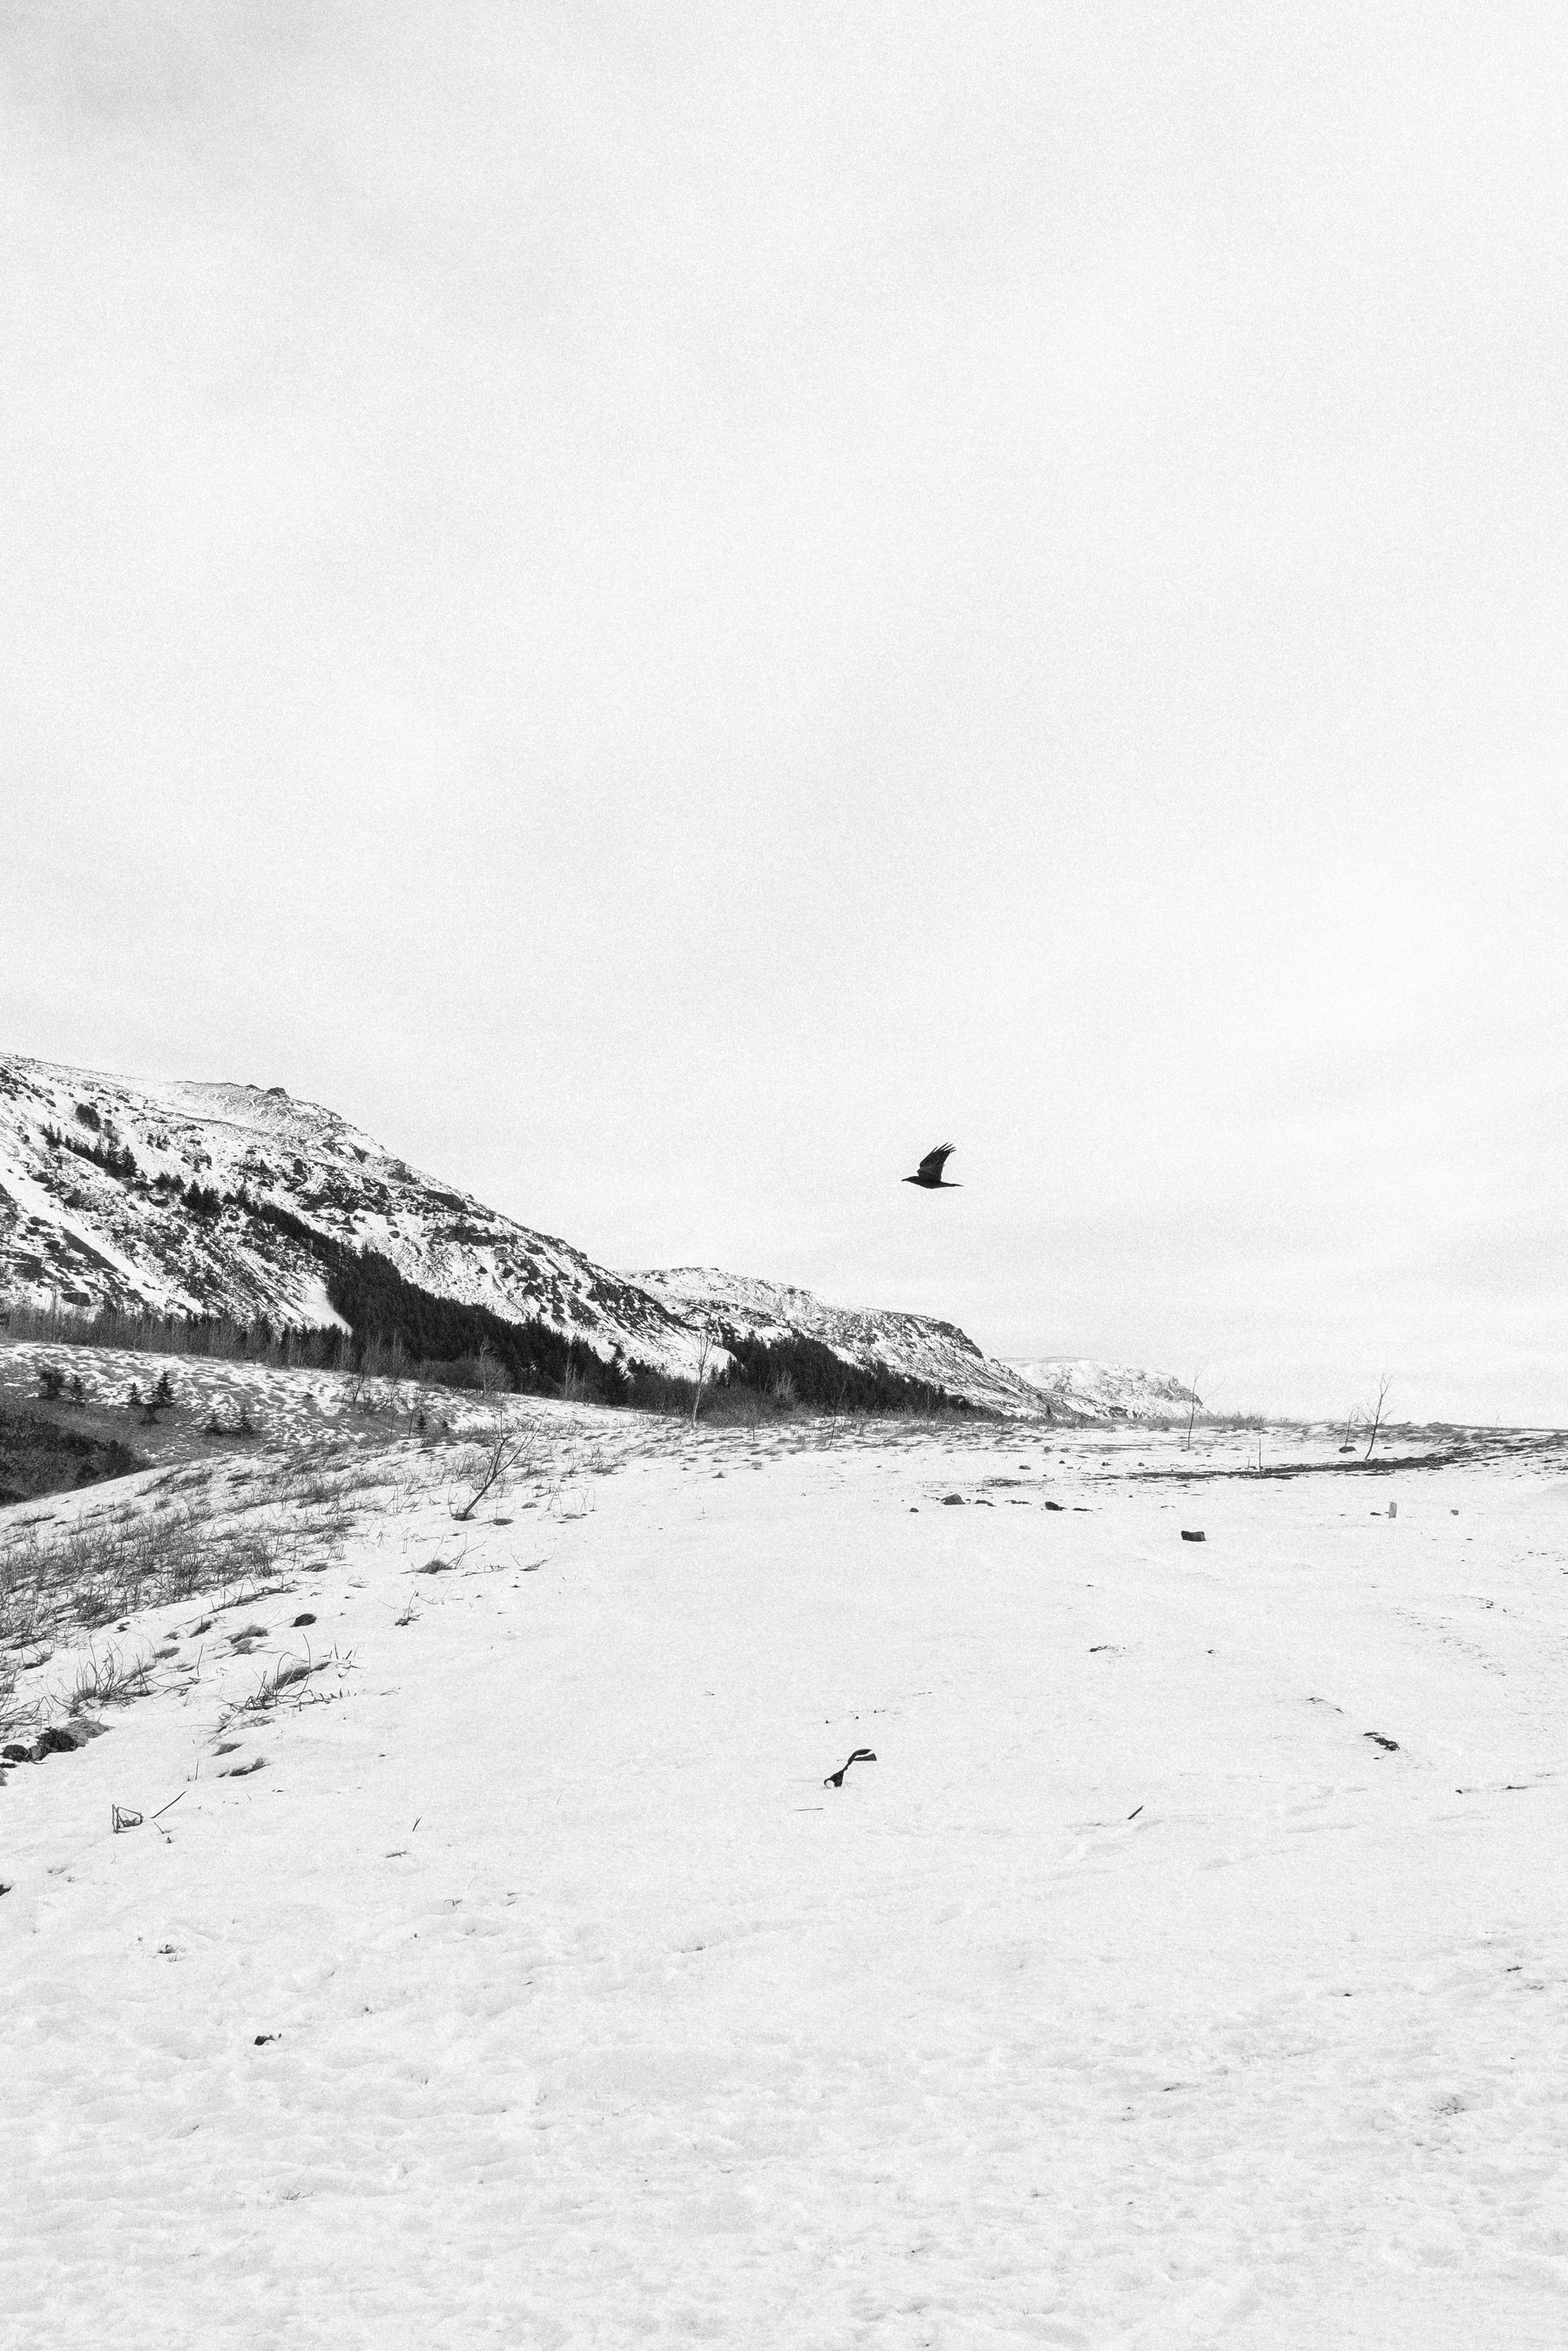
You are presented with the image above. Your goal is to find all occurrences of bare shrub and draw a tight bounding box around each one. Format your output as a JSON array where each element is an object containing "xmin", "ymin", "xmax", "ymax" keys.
[
  {"xmin": 689, "ymin": 1328, "xmax": 718, "ymax": 1429},
  {"xmin": 1183, "ymin": 1361, "xmax": 1208, "ymax": 1449},
  {"xmin": 449, "ymin": 1428, "xmax": 537, "ymax": 1522},
  {"xmin": 1364, "ymin": 1373, "xmax": 1393, "ymax": 1461}
]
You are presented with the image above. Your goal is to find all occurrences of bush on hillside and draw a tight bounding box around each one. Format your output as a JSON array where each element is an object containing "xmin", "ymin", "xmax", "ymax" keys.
[{"xmin": 41, "ymin": 1125, "xmax": 139, "ymax": 1182}]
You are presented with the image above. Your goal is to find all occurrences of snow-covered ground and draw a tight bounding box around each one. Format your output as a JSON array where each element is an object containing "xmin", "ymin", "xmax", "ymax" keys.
[{"xmin": 3, "ymin": 1401, "xmax": 1565, "ymax": 2347}]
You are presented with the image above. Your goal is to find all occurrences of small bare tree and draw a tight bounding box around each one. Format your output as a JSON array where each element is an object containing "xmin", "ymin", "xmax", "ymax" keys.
[
  {"xmin": 1363, "ymin": 1373, "xmax": 1392, "ymax": 1462},
  {"xmin": 689, "ymin": 1327, "xmax": 718, "ymax": 1428},
  {"xmin": 449, "ymin": 1429, "xmax": 527, "ymax": 1521},
  {"xmin": 1183, "ymin": 1360, "xmax": 1208, "ymax": 1450}
]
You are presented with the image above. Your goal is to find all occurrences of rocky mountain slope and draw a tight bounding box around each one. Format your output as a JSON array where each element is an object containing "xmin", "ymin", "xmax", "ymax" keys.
[
  {"xmin": 630, "ymin": 1267, "xmax": 1053, "ymax": 1415},
  {"xmin": 0, "ymin": 1054, "xmax": 696, "ymax": 1371},
  {"xmin": 1, "ymin": 1053, "xmax": 1193, "ymax": 1417},
  {"xmin": 1006, "ymin": 1357, "xmax": 1200, "ymax": 1422}
]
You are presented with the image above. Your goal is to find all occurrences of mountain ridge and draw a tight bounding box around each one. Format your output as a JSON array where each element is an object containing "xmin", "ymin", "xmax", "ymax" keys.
[
  {"xmin": 0, "ymin": 1053, "xmax": 693, "ymax": 1372},
  {"xmin": 628, "ymin": 1265, "xmax": 1053, "ymax": 1416},
  {"xmin": 0, "ymin": 1053, "xmax": 1193, "ymax": 1419},
  {"xmin": 1005, "ymin": 1356, "xmax": 1200, "ymax": 1422}
]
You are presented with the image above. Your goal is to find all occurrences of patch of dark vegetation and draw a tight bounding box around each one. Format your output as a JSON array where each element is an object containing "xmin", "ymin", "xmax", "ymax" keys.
[
  {"xmin": 3, "ymin": 1717, "xmax": 106, "ymax": 1767},
  {"xmin": 324, "ymin": 1250, "xmax": 640, "ymax": 1404},
  {"xmin": 711, "ymin": 1329, "xmax": 973, "ymax": 1418},
  {"xmin": 203, "ymin": 1405, "xmax": 257, "ymax": 1439},
  {"xmin": 240, "ymin": 1193, "xmax": 328, "ymax": 1252},
  {"xmin": 1136, "ymin": 1452, "xmax": 1459, "ymax": 1482},
  {"xmin": 0, "ymin": 1409, "xmax": 145, "ymax": 1506},
  {"xmin": 6, "ymin": 1300, "xmax": 349, "ymax": 1369},
  {"xmin": 41, "ymin": 1124, "xmax": 139, "ymax": 1182},
  {"xmin": 619, "ymin": 1353, "xmax": 974, "ymax": 1427}
]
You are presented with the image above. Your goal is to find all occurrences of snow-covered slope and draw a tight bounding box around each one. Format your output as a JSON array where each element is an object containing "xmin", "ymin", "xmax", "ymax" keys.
[
  {"xmin": 632, "ymin": 1271, "xmax": 1200, "ymax": 1422},
  {"xmin": 632, "ymin": 1267, "xmax": 1065, "ymax": 1415},
  {"xmin": 0, "ymin": 1054, "xmax": 697, "ymax": 1371},
  {"xmin": 1007, "ymin": 1355, "xmax": 1200, "ymax": 1421},
  {"xmin": 1, "ymin": 1052, "xmax": 1193, "ymax": 1416},
  {"xmin": 5, "ymin": 1420, "xmax": 1565, "ymax": 2344}
]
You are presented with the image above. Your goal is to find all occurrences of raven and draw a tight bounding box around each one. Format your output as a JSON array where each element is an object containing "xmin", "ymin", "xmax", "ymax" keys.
[{"xmin": 903, "ymin": 1143, "xmax": 960, "ymax": 1190}]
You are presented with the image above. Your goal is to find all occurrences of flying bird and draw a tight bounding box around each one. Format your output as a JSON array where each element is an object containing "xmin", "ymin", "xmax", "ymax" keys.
[
  {"xmin": 825, "ymin": 1747, "xmax": 877, "ymax": 1788},
  {"xmin": 903, "ymin": 1143, "xmax": 961, "ymax": 1190}
]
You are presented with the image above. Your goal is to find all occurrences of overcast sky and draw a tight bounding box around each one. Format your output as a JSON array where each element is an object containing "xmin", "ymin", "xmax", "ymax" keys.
[{"xmin": 3, "ymin": 3, "xmax": 1565, "ymax": 1423}]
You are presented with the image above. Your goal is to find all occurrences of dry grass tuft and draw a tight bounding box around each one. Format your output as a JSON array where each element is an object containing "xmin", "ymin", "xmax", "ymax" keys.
[
  {"xmin": 69, "ymin": 1644, "xmax": 155, "ymax": 1712},
  {"xmin": 236, "ymin": 1650, "xmax": 336, "ymax": 1712}
]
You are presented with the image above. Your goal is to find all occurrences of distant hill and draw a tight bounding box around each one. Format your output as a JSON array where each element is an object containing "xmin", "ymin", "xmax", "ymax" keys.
[
  {"xmin": 1006, "ymin": 1357, "xmax": 1199, "ymax": 1422},
  {"xmin": 631, "ymin": 1271, "xmax": 1198, "ymax": 1422},
  {"xmin": 628, "ymin": 1267, "xmax": 1051, "ymax": 1415}
]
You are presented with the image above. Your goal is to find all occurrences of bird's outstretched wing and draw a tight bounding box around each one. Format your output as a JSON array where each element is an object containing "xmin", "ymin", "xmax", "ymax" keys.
[{"xmin": 916, "ymin": 1144, "xmax": 956, "ymax": 1183}]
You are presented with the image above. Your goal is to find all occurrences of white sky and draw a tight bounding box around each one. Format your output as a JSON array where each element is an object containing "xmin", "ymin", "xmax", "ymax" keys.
[{"xmin": 3, "ymin": 3, "xmax": 1565, "ymax": 1423}]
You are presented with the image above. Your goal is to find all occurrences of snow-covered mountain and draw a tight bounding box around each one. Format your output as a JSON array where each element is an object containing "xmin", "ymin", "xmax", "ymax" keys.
[
  {"xmin": 0, "ymin": 1053, "xmax": 1193, "ymax": 1417},
  {"xmin": 628, "ymin": 1267, "xmax": 1052, "ymax": 1415},
  {"xmin": 0, "ymin": 1053, "xmax": 698, "ymax": 1372},
  {"xmin": 1006, "ymin": 1357, "xmax": 1199, "ymax": 1422},
  {"xmin": 633, "ymin": 1270, "xmax": 1199, "ymax": 1421}
]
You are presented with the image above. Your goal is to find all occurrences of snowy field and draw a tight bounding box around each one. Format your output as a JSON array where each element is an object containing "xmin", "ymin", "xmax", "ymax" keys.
[{"xmin": 3, "ymin": 1390, "xmax": 1565, "ymax": 2348}]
